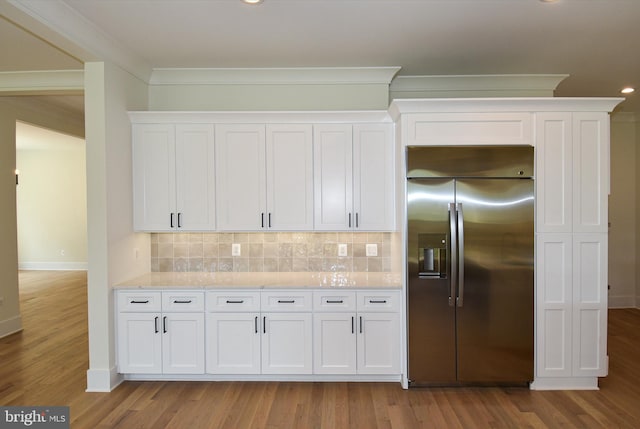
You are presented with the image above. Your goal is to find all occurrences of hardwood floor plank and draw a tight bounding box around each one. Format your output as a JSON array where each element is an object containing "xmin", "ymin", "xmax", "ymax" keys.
[{"xmin": 2, "ymin": 271, "xmax": 640, "ymax": 429}]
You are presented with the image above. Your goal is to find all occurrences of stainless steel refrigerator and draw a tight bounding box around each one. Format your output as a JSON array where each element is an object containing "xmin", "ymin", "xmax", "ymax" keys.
[{"xmin": 407, "ymin": 146, "xmax": 534, "ymax": 386}]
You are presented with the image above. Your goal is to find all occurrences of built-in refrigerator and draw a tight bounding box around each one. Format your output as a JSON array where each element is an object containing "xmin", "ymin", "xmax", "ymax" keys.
[{"xmin": 407, "ymin": 146, "xmax": 534, "ymax": 386}]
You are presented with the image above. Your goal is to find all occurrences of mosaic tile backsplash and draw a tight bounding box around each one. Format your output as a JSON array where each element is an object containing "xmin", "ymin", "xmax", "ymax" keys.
[{"xmin": 151, "ymin": 232, "xmax": 393, "ymax": 273}]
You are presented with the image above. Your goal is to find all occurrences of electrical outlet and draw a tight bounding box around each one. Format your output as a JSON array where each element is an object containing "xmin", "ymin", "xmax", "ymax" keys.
[
  {"xmin": 338, "ymin": 243, "xmax": 348, "ymax": 257},
  {"xmin": 232, "ymin": 243, "xmax": 242, "ymax": 256},
  {"xmin": 60, "ymin": 249, "xmax": 65, "ymax": 256},
  {"xmin": 0, "ymin": 296, "xmax": 4, "ymax": 307},
  {"xmin": 366, "ymin": 243, "xmax": 378, "ymax": 257}
]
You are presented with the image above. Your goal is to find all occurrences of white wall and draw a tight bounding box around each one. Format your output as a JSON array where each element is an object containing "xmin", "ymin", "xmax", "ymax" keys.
[
  {"xmin": 609, "ymin": 114, "xmax": 638, "ymax": 308},
  {"xmin": 85, "ymin": 61, "xmax": 149, "ymax": 391},
  {"xmin": 16, "ymin": 123, "xmax": 87, "ymax": 270}
]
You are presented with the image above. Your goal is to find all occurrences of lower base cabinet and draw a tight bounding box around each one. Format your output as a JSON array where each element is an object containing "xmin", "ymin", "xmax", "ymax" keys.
[{"xmin": 117, "ymin": 288, "xmax": 400, "ymax": 379}]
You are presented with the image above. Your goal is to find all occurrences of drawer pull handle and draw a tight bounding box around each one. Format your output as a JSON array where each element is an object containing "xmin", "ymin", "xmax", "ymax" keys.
[
  {"xmin": 173, "ymin": 300, "xmax": 192, "ymax": 304},
  {"xmin": 369, "ymin": 300, "xmax": 387, "ymax": 304},
  {"xmin": 277, "ymin": 300, "xmax": 295, "ymax": 304},
  {"xmin": 130, "ymin": 300, "xmax": 149, "ymax": 304},
  {"xmin": 326, "ymin": 300, "xmax": 344, "ymax": 304},
  {"xmin": 226, "ymin": 300, "xmax": 244, "ymax": 304}
]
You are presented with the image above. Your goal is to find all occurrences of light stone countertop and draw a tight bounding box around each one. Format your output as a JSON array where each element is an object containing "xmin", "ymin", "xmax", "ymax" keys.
[{"xmin": 114, "ymin": 272, "xmax": 402, "ymax": 290}]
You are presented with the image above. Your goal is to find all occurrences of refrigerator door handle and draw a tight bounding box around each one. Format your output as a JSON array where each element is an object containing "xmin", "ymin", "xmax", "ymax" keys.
[
  {"xmin": 448, "ymin": 202, "xmax": 457, "ymax": 307},
  {"xmin": 456, "ymin": 203, "xmax": 465, "ymax": 307}
]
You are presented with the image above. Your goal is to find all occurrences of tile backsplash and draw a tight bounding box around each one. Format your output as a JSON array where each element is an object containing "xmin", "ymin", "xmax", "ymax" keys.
[{"xmin": 151, "ymin": 232, "xmax": 393, "ymax": 273}]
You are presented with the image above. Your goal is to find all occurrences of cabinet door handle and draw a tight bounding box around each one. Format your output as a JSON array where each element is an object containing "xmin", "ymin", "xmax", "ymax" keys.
[
  {"xmin": 359, "ymin": 316, "xmax": 363, "ymax": 334},
  {"xmin": 130, "ymin": 300, "xmax": 149, "ymax": 304},
  {"xmin": 226, "ymin": 300, "xmax": 244, "ymax": 304},
  {"xmin": 173, "ymin": 299, "xmax": 192, "ymax": 304},
  {"xmin": 369, "ymin": 300, "xmax": 387, "ymax": 304},
  {"xmin": 351, "ymin": 316, "xmax": 355, "ymax": 334},
  {"xmin": 263, "ymin": 316, "xmax": 266, "ymax": 334},
  {"xmin": 255, "ymin": 316, "xmax": 258, "ymax": 334},
  {"xmin": 355, "ymin": 213, "xmax": 359, "ymax": 228},
  {"xmin": 268, "ymin": 213, "xmax": 272, "ymax": 228},
  {"xmin": 261, "ymin": 212, "xmax": 265, "ymax": 228},
  {"xmin": 177, "ymin": 213, "xmax": 182, "ymax": 228},
  {"xmin": 348, "ymin": 212, "xmax": 352, "ymax": 228},
  {"xmin": 326, "ymin": 300, "xmax": 344, "ymax": 304},
  {"xmin": 154, "ymin": 316, "xmax": 159, "ymax": 333},
  {"xmin": 277, "ymin": 300, "xmax": 295, "ymax": 304},
  {"xmin": 163, "ymin": 316, "xmax": 167, "ymax": 333},
  {"xmin": 170, "ymin": 213, "xmax": 174, "ymax": 228}
]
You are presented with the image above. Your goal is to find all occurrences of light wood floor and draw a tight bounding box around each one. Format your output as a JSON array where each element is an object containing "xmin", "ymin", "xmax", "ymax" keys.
[{"xmin": 2, "ymin": 271, "xmax": 640, "ymax": 428}]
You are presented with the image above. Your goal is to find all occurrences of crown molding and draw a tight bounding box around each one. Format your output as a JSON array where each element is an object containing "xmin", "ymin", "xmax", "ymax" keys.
[
  {"xmin": 0, "ymin": 70, "xmax": 84, "ymax": 94},
  {"xmin": 128, "ymin": 110, "xmax": 392, "ymax": 124},
  {"xmin": 2, "ymin": 0, "xmax": 152, "ymax": 82},
  {"xmin": 149, "ymin": 67, "xmax": 402, "ymax": 86},
  {"xmin": 390, "ymin": 74, "xmax": 568, "ymax": 95}
]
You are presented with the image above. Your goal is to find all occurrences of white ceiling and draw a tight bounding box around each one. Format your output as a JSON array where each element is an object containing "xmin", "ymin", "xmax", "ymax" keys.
[{"xmin": 1, "ymin": 0, "xmax": 639, "ymax": 111}]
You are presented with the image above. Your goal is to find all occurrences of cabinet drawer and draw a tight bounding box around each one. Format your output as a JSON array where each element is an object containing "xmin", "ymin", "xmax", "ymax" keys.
[
  {"xmin": 206, "ymin": 291, "xmax": 261, "ymax": 312},
  {"xmin": 162, "ymin": 291, "xmax": 204, "ymax": 312},
  {"xmin": 117, "ymin": 291, "xmax": 162, "ymax": 312},
  {"xmin": 356, "ymin": 290, "xmax": 400, "ymax": 312},
  {"xmin": 261, "ymin": 290, "xmax": 312, "ymax": 312},
  {"xmin": 313, "ymin": 291, "xmax": 356, "ymax": 311}
]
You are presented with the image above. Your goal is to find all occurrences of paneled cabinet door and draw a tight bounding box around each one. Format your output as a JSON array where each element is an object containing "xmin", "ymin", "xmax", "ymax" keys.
[
  {"xmin": 215, "ymin": 124, "xmax": 266, "ymax": 230},
  {"xmin": 161, "ymin": 312, "xmax": 205, "ymax": 374},
  {"xmin": 205, "ymin": 312, "xmax": 261, "ymax": 374},
  {"xmin": 261, "ymin": 313, "xmax": 313, "ymax": 374},
  {"xmin": 133, "ymin": 124, "xmax": 176, "ymax": 231},
  {"xmin": 117, "ymin": 312, "xmax": 162, "ymax": 374},
  {"xmin": 313, "ymin": 124, "xmax": 353, "ymax": 230},
  {"xmin": 133, "ymin": 123, "xmax": 215, "ymax": 231},
  {"xmin": 353, "ymin": 124, "xmax": 395, "ymax": 230},
  {"xmin": 266, "ymin": 125, "xmax": 314, "ymax": 230},
  {"xmin": 313, "ymin": 313, "xmax": 357, "ymax": 374},
  {"xmin": 356, "ymin": 312, "xmax": 400, "ymax": 374}
]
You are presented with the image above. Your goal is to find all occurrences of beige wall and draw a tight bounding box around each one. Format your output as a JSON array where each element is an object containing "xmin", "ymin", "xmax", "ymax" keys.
[
  {"xmin": 0, "ymin": 97, "xmax": 84, "ymax": 338},
  {"xmin": 637, "ymin": 118, "xmax": 640, "ymax": 307},
  {"xmin": 609, "ymin": 114, "xmax": 638, "ymax": 308},
  {"xmin": 16, "ymin": 126, "xmax": 87, "ymax": 270}
]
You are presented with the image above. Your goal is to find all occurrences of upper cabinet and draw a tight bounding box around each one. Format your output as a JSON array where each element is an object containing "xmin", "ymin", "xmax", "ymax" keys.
[
  {"xmin": 314, "ymin": 123, "xmax": 395, "ymax": 231},
  {"xmin": 133, "ymin": 123, "xmax": 215, "ymax": 231},
  {"xmin": 215, "ymin": 124, "xmax": 313, "ymax": 231},
  {"xmin": 535, "ymin": 112, "xmax": 609, "ymax": 233}
]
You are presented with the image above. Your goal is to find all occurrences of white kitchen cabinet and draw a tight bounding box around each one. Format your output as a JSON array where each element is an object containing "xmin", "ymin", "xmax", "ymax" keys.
[
  {"xmin": 117, "ymin": 291, "xmax": 205, "ymax": 375},
  {"xmin": 314, "ymin": 123, "xmax": 394, "ymax": 231},
  {"xmin": 132, "ymin": 123, "xmax": 215, "ymax": 231},
  {"xmin": 206, "ymin": 312, "xmax": 261, "ymax": 374},
  {"xmin": 215, "ymin": 124, "xmax": 313, "ymax": 231},
  {"xmin": 262, "ymin": 312, "xmax": 313, "ymax": 374},
  {"xmin": 312, "ymin": 290, "xmax": 400, "ymax": 375}
]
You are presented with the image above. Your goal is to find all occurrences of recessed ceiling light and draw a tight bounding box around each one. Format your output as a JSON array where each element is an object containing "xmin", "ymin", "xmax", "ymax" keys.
[
  {"xmin": 621, "ymin": 87, "xmax": 635, "ymax": 94},
  {"xmin": 242, "ymin": 0, "xmax": 263, "ymax": 4}
]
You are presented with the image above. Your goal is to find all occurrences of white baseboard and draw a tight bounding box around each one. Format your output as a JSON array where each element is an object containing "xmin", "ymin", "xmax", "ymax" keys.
[
  {"xmin": 19, "ymin": 262, "xmax": 88, "ymax": 271},
  {"xmin": 608, "ymin": 295, "xmax": 636, "ymax": 309},
  {"xmin": 86, "ymin": 367, "xmax": 124, "ymax": 392},
  {"xmin": 0, "ymin": 315, "xmax": 23, "ymax": 339},
  {"xmin": 530, "ymin": 376, "xmax": 599, "ymax": 390}
]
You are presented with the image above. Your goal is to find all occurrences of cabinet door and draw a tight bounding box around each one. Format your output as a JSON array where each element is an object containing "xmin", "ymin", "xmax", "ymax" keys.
[
  {"xmin": 132, "ymin": 124, "xmax": 176, "ymax": 231},
  {"xmin": 175, "ymin": 124, "xmax": 216, "ymax": 231},
  {"xmin": 216, "ymin": 124, "xmax": 266, "ymax": 230},
  {"xmin": 536, "ymin": 233, "xmax": 573, "ymax": 377},
  {"xmin": 206, "ymin": 312, "xmax": 261, "ymax": 374},
  {"xmin": 313, "ymin": 124, "xmax": 353, "ymax": 230},
  {"xmin": 313, "ymin": 313, "xmax": 357, "ymax": 374},
  {"xmin": 356, "ymin": 312, "xmax": 400, "ymax": 374},
  {"xmin": 535, "ymin": 113, "xmax": 573, "ymax": 233},
  {"xmin": 572, "ymin": 113, "xmax": 609, "ymax": 233},
  {"xmin": 262, "ymin": 313, "xmax": 312, "ymax": 374},
  {"xmin": 117, "ymin": 312, "xmax": 162, "ymax": 374},
  {"xmin": 353, "ymin": 124, "xmax": 395, "ymax": 230},
  {"xmin": 266, "ymin": 124, "xmax": 313, "ymax": 230},
  {"xmin": 161, "ymin": 312, "xmax": 205, "ymax": 374}
]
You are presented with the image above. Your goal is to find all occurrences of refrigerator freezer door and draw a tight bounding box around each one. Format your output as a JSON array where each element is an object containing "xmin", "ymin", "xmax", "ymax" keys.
[
  {"xmin": 407, "ymin": 178, "xmax": 456, "ymax": 384},
  {"xmin": 455, "ymin": 178, "xmax": 534, "ymax": 383}
]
